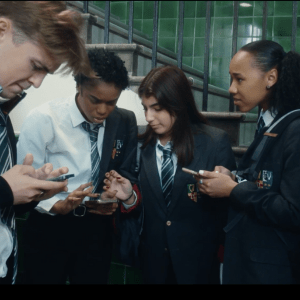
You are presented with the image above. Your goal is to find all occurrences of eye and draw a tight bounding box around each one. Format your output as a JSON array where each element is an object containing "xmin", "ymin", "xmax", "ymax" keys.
[
  {"xmin": 237, "ymin": 78, "xmax": 243, "ymax": 83},
  {"xmin": 31, "ymin": 62, "xmax": 44, "ymax": 72}
]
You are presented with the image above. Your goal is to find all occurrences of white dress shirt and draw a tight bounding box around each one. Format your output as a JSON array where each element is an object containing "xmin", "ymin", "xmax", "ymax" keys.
[
  {"xmin": 17, "ymin": 93, "xmax": 135, "ymax": 215},
  {"xmin": 155, "ymin": 139, "xmax": 177, "ymax": 182},
  {"xmin": 258, "ymin": 108, "xmax": 276, "ymax": 128}
]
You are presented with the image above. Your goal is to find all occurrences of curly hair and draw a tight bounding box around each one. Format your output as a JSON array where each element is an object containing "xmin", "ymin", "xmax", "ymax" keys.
[
  {"xmin": 74, "ymin": 48, "xmax": 129, "ymax": 90},
  {"xmin": 240, "ymin": 40, "xmax": 300, "ymax": 115}
]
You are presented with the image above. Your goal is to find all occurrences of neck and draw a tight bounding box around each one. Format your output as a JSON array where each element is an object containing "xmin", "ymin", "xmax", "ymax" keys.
[{"xmin": 159, "ymin": 135, "xmax": 171, "ymax": 146}]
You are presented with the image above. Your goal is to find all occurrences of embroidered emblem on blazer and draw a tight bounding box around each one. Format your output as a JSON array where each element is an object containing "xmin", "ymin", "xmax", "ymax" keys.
[
  {"xmin": 187, "ymin": 184, "xmax": 198, "ymax": 202},
  {"xmin": 111, "ymin": 140, "xmax": 123, "ymax": 159},
  {"xmin": 256, "ymin": 170, "xmax": 273, "ymax": 189}
]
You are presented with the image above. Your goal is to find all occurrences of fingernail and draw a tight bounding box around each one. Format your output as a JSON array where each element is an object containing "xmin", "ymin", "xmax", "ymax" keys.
[
  {"xmin": 117, "ymin": 177, "xmax": 121, "ymax": 179},
  {"xmin": 199, "ymin": 170, "xmax": 204, "ymax": 175}
]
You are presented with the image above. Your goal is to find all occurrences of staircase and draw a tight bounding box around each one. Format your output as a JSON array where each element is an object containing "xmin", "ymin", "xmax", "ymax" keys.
[
  {"xmin": 70, "ymin": 1, "xmax": 258, "ymax": 149},
  {"xmin": 68, "ymin": 2, "xmax": 257, "ymax": 156}
]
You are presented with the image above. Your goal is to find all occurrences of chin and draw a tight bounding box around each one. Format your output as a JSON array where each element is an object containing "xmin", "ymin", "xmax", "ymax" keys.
[{"xmin": 235, "ymin": 105, "xmax": 249, "ymax": 113}]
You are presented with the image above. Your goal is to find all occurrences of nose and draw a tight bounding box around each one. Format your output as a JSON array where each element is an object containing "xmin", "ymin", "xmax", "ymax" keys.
[
  {"xmin": 28, "ymin": 72, "xmax": 47, "ymax": 88},
  {"xmin": 96, "ymin": 103, "xmax": 107, "ymax": 116},
  {"xmin": 228, "ymin": 80, "xmax": 237, "ymax": 94},
  {"xmin": 145, "ymin": 109, "xmax": 154, "ymax": 123}
]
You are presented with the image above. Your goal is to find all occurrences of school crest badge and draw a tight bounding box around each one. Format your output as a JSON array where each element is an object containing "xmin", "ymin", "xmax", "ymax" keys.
[
  {"xmin": 187, "ymin": 184, "xmax": 198, "ymax": 202},
  {"xmin": 256, "ymin": 170, "xmax": 273, "ymax": 189}
]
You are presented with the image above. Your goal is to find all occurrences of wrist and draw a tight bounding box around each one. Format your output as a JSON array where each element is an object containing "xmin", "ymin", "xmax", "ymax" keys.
[
  {"xmin": 123, "ymin": 191, "xmax": 134, "ymax": 205},
  {"xmin": 227, "ymin": 181, "xmax": 238, "ymax": 197}
]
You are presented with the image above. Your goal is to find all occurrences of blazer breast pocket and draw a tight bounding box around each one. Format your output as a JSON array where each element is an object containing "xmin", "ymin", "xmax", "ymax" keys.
[{"xmin": 250, "ymin": 247, "xmax": 290, "ymax": 266}]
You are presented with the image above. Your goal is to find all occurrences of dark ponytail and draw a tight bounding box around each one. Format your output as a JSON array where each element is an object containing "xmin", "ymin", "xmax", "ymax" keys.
[
  {"xmin": 240, "ymin": 40, "xmax": 300, "ymax": 115},
  {"xmin": 273, "ymin": 51, "xmax": 300, "ymax": 114}
]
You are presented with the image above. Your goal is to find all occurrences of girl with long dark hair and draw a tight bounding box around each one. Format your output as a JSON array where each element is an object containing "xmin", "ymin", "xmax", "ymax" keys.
[{"xmin": 105, "ymin": 65, "xmax": 235, "ymax": 284}]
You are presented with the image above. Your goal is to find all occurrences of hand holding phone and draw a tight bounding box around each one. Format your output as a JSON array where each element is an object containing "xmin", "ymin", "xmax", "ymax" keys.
[
  {"xmin": 46, "ymin": 174, "xmax": 75, "ymax": 182},
  {"xmin": 182, "ymin": 167, "xmax": 199, "ymax": 176}
]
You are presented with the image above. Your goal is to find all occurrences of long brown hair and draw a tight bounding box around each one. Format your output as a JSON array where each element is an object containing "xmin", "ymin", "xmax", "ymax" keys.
[{"xmin": 138, "ymin": 65, "xmax": 207, "ymax": 166}]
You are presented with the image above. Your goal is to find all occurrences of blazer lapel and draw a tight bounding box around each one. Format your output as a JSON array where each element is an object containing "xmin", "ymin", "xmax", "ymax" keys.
[
  {"xmin": 142, "ymin": 141, "xmax": 167, "ymax": 214},
  {"xmin": 98, "ymin": 108, "xmax": 120, "ymax": 182},
  {"xmin": 168, "ymin": 135, "xmax": 207, "ymax": 215}
]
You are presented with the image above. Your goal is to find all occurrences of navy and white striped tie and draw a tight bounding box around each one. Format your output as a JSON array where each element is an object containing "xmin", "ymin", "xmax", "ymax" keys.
[
  {"xmin": 82, "ymin": 122, "xmax": 102, "ymax": 198},
  {"xmin": 158, "ymin": 144, "xmax": 174, "ymax": 207},
  {"xmin": 255, "ymin": 115, "xmax": 266, "ymax": 138},
  {"xmin": 0, "ymin": 108, "xmax": 17, "ymax": 284}
]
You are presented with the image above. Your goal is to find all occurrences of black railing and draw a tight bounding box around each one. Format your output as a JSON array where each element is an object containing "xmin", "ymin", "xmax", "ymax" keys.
[
  {"xmin": 292, "ymin": 1, "xmax": 298, "ymax": 51},
  {"xmin": 152, "ymin": 1, "xmax": 159, "ymax": 69},
  {"xmin": 262, "ymin": 1, "xmax": 268, "ymax": 40},
  {"xmin": 128, "ymin": 1, "xmax": 134, "ymax": 44},
  {"xmin": 83, "ymin": 1, "xmax": 298, "ymax": 113},
  {"xmin": 229, "ymin": 1, "xmax": 239, "ymax": 112},
  {"xmin": 202, "ymin": 1, "xmax": 211, "ymax": 112},
  {"xmin": 177, "ymin": 1, "xmax": 185, "ymax": 69}
]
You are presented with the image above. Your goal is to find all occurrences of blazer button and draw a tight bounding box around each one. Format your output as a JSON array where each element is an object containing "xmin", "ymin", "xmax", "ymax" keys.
[{"xmin": 166, "ymin": 221, "xmax": 171, "ymax": 226}]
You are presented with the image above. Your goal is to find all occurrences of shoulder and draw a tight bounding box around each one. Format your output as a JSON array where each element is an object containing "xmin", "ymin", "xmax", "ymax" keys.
[
  {"xmin": 194, "ymin": 123, "xmax": 229, "ymax": 142},
  {"xmin": 22, "ymin": 96, "xmax": 72, "ymax": 131},
  {"xmin": 115, "ymin": 106, "xmax": 136, "ymax": 119},
  {"xmin": 27, "ymin": 96, "xmax": 70, "ymax": 120}
]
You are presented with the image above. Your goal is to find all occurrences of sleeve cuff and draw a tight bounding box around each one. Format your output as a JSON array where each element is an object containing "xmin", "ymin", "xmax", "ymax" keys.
[
  {"xmin": 0, "ymin": 176, "xmax": 14, "ymax": 207},
  {"xmin": 120, "ymin": 184, "xmax": 142, "ymax": 213},
  {"xmin": 122, "ymin": 191, "xmax": 137, "ymax": 209}
]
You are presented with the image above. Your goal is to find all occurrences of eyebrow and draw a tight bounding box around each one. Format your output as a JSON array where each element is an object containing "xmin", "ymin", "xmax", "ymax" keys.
[
  {"xmin": 229, "ymin": 72, "xmax": 243, "ymax": 76},
  {"xmin": 90, "ymin": 95, "xmax": 118, "ymax": 102},
  {"xmin": 142, "ymin": 102, "xmax": 160, "ymax": 109}
]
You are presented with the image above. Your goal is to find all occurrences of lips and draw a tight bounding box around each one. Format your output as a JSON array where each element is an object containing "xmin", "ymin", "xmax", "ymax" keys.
[
  {"xmin": 93, "ymin": 117, "xmax": 104, "ymax": 123},
  {"xmin": 150, "ymin": 123, "xmax": 159, "ymax": 128}
]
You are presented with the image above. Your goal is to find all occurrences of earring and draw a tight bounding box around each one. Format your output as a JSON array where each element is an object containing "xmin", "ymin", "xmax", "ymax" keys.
[{"xmin": 266, "ymin": 85, "xmax": 271, "ymax": 89}]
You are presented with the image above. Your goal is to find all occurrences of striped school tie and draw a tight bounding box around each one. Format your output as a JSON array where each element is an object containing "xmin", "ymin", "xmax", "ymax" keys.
[
  {"xmin": 158, "ymin": 144, "xmax": 174, "ymax": 207},
  {"xmin": 81, "ymin": 121, "xmax": 103, "ymax": 198},
  {"xmin": 0, "ymin": 107, "xmax": 17, "ymax": 284},
  {"xmin": 255, "ymin": 115, "xmax": 266, "ymax": 138}
]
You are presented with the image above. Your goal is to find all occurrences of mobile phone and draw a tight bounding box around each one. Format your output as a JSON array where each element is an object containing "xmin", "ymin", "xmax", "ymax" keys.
[
  {"xmin": 182, "ymin": 167, "xmax": 199, "ymax": 176},
  {"xmin": 46, "ymin": 174, "xmax": 75, "ymax": 182},
  {"xmin": 86, "ymin": 199, "xmax": 118, "ymax": 204}
]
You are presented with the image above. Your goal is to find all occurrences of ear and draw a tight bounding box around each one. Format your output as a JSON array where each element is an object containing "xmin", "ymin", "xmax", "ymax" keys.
[
  {"xmin": 266, "ymin": 68, "xmax": 278, "ymax": 88},
  {"xmin": 0, "ymin": 17, "xmax": 12, "ymax": 39}
]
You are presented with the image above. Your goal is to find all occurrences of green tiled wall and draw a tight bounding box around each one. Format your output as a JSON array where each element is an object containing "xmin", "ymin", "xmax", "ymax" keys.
[{"xmin": 93, "ymin": 1, "xmax": 300, "ymax": 91}]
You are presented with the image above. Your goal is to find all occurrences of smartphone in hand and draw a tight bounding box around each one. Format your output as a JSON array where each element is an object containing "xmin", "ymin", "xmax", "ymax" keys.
[
  {"xmin": 46, "ymin": 174, "xmax": 75, "ymax": 182},
  {"xmin": 182, "ymin": 168, "xmax": 199, "ymax": 176}
]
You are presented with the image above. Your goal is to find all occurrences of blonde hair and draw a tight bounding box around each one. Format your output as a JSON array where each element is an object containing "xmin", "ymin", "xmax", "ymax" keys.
[{"xmin": 0, "ymin": 1, "xmax": 92, "ymax": 76}]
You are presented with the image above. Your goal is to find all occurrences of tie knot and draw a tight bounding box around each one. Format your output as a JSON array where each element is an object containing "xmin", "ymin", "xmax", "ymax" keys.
[
  {"xmin": 158, "ymin": 144, "xmax": 172, "ymax": 158},
  {"xmin": 82, "ymin": 121, "xmax": 102, "ymax": 133},
  {"xmin": 82, "ymin": 121, "xmax": 103, "ymax": 142},
  {"xmin": 257, "ymin": 116, "xmax": 265, "ymax": 133}
]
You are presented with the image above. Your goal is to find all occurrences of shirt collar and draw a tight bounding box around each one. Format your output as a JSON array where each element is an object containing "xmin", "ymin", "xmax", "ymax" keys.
[
  {"xmin": 156, "ymin": 139, "xmax": 173, "ymax": 151},
  {"xmin": 69, "ymin": 93, "xmax": 106, "ymax": 128},
  {"xmin": 259, "ymin": 109, "xmax": 277, "ymax": 127}
]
